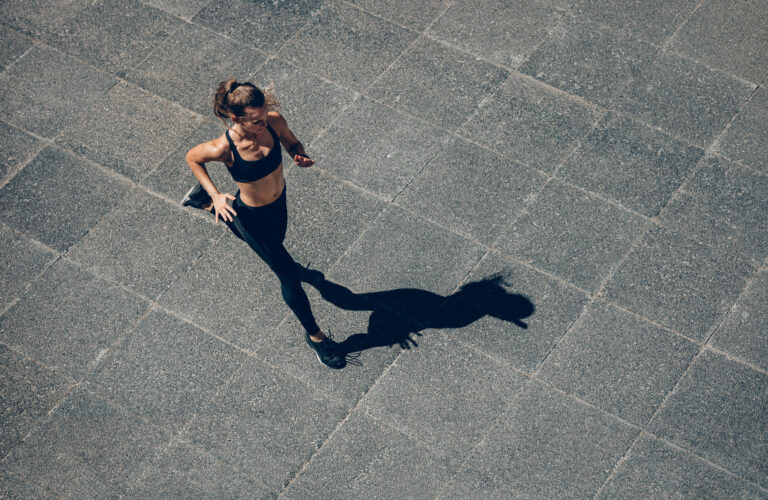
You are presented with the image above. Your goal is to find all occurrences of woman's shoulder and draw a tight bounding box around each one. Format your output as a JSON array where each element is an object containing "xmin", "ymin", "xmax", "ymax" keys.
[{"xmin": 266, "ymin": 111, "xmax": 287, "ymax": 129}]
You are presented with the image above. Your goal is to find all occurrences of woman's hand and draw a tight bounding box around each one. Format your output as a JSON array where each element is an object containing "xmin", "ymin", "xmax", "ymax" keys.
[
  {"xmin": 211, "ymin": 192, "xmax": 237, "ymax": 223},
  {"xmin": 293, "ymin": 154, "xmax": 315, "ymax": 168}
]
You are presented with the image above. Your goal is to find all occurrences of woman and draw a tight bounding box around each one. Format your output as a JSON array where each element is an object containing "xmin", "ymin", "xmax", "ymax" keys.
[{"xmin": 182, "ymin": 79, "xmax": 344, "ymax": 369}]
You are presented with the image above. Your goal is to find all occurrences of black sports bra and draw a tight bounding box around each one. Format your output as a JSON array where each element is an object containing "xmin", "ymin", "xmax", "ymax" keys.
[{"xmin": 224, "ymin": 125, "xmax": 282, "ymax": 183}]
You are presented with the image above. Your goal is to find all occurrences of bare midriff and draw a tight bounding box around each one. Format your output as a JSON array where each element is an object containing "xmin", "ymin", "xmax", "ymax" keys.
[{"xmin": 235, "ymin": 164, "xmax": 285, "ymax": 207}]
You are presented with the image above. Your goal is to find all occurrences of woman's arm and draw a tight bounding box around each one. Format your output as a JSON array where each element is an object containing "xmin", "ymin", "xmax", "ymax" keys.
[
  {"xmin": 185, "ymin": 136, "xmax": 237, "ymax": 222},
  {"xmin": 269, "ymin": 112, "xmax": 315, "ymax": 168}
]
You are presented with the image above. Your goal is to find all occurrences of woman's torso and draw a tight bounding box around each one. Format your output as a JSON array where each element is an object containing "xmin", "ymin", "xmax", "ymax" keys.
[{"xmin": 223, "ymin": 123, "xmax": 284, "ymax": 207}]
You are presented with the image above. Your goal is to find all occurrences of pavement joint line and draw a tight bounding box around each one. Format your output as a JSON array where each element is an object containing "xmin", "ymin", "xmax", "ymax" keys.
[
  {"xmin": 665, "ymin": 0, "xmax": 704, "ymax": 51},
  {"xmin": 0, "ymin": 40, "xmax": 38, "ymax": 80},
  {"xmin": 123, "ymin": 20, "xmax": 185, "ymax": 83},
  {"xmin": 703, "ymin": 345, "xmax": 768, "ymax": 377},
  {"xmin": 591, "ymin": 219, "xmax": 656, "ymax": 299},
  {"xmin": 529, "ymin": 292, "xmax": 592, "ymax": 378},
  {"xmin": 592, "ymin": 430, "xmax": 645, "ymax": 499},
  {"xmin": 432, "ymin": 377, "xmax": 536, "ymax": 499}
]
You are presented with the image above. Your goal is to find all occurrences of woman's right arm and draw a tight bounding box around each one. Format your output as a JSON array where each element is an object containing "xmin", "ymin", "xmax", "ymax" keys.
[{"xmin": 185, "ymin": 137, "xmax": 237, "ymax": 223}]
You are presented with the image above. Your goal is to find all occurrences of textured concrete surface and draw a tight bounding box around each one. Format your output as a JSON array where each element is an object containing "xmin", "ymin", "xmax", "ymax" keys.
[{"xmin": 0, "ymin": 0, "xmax": 766, "ymax": 498}]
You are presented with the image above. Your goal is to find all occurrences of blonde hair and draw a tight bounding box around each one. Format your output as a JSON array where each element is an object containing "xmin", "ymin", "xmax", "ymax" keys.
[{"xmin": 213, "ymin": 79, "xmax": 279, "ymax": 124}]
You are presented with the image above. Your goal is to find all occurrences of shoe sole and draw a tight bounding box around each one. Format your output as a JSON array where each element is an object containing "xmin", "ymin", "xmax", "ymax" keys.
[{"xmin": 181, "ymin": 185, "xmax": 211, "ymax": 208}]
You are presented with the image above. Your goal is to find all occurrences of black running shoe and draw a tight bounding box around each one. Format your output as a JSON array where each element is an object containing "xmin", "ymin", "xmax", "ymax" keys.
[
  {"xmin": 305, "ymin": 332, "xmax": 346, "ymax": 369},
  {"xmin": 181, "ymin": 183, "xmax": 212, "ymax": 209}
]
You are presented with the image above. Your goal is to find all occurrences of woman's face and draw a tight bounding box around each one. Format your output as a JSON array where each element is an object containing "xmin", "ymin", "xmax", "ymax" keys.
[{"xmin": 235, "ymin": 106, "xmax": 268, "ymax": 134}]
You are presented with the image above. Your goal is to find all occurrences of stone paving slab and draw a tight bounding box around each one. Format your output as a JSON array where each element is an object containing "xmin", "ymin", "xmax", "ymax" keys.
[
  {"xmin": 598, "ymin": 433, "xmax": 766, "ymax": 499},
  {"xmin": 557, "ymin": 112, "xmax": 704, "ymax": 217},
  {"xmin": 182, "ymin": 358, "xmax": 349, "ymax": 492},
  {"xmin": 0, "ymin": 345, "xmax": 71, "ymax": 458},
  {"xmin": 2, "ymin": 0, "xmax": 767, "ymax": 497},
  {"xmin": 0, "ymin": 44, "xmax": 117, "ymax": 139},
  {"xmin": 519, "ymin": 15, "xmax": 659, "ymax": 107},
  {"xmin": 438, "ymin": 380, "xmax": 638, "ymax": 498},
  {"xmin": 84, "ymin": 309, "xmax": 248, "ymax": 432},
  {"xmin": 659, "ymin": 155, "xmax": 768, "ymax": 264},
  {"xmin": 278, "ymin": 1, "xmax": 418, "ymax": 92},
  {"xmin": 0, "ymin": 147, "xmax": 135, "ymax": 252},
  {"xmin": 714, "ymin": 85, "xmax": 768, "ymax": 172},
  {"xmin": 668, "ymin": 0, "xmax": 768, "ymax": 84},
  {"xmin": 310, "ymin": 96, "xmax": 451, "ymax": 200},
  {"xmin": 538, "ymin": 300, "xmax": 699, "ymax": 425},
  {"xmin": 460, "ymin": 72, "xmax": 602, "ymax": 173},
  {"xmin": 0, "ymin": 224, "xmax": 57, "ymax": 311},
  {"xmin": 283, "ymin": 409, "xmax": 454, "ymax": 499},
  {"xmin": 601, "ymin": 224, "xmax": 756, "ymax": 342},
  {"xmin": 66, "ymin": 190, "xmax": 221, "ymax": 299},
  {"xmin": 427, "ymin": 0, "xmax": 563, "ymax": 69},
  {"xmin": 649, "ymin": 350, "xmax": 768, "ymax": 489},
  {"xmin": 126, "ymin": 22, "xmax": 266, "ymax": 115},
  {"xmin": 500, "ymin": 178, "xmax": 647, "ymax": 292},
  {"xmin": 0, "ymin": 259, "xmax": 150, "ymax": 380},
  {"xmin": 710, "ymin": 270, "xmax": 768, "ymax": 372},
  {"xmin": 1, "ymin": 386, "xmax": 172, "ymax": 498},
  {"xmin": 57, "ymin": 82, "xmax": 203, "ymax": 182}
]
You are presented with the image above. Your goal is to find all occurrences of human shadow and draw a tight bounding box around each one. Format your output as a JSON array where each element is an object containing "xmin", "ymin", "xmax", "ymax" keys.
[{"xmin": 300, "ymin": 266, "xmax": 535, "ymax": 356}]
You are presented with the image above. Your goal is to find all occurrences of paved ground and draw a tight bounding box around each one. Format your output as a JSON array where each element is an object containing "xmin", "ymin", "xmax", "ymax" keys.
[{"xmin": 1, "ymin": 0, "xmax": 767, "ymax": 498}]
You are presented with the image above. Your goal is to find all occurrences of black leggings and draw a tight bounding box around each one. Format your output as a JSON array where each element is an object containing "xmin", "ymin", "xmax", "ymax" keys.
[{"xmin": 223, "ymin": 188, "xmax": 320, "ymax": 336}]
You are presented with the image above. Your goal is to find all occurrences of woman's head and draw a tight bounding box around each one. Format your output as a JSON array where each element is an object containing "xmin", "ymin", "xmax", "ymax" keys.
[{"xmin": 213, "ymin": 79, "xmax": 279, "ymax": 128}]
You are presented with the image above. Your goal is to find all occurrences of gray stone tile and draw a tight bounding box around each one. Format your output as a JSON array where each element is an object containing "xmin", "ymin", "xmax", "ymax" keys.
[
  {"xmin": 614, "ymin": 51, "xmax": 755, "ymax": 147},
  {"xmin": 0, "ymin": 345, "xmax": 70, "ymax": 458},
  {"xmin": 669, "ymin": 0, "xmax": 768, "ymax": 83},
  {"xmin": 660, "ymin": 155, "xmax": 768, "ymax": 263},
  {"xmin": 284, "ymin": 166, "xmax": 386, "ymax": 268},
  {"xmin": 714, "ymin": 86, "xmax": 768, "ymax": 173},
  {"xmin": 142, "ymin": 0, "xmax": 209, "ymax": 19},
  {"xmin": 519, "ymin": 16, "xmax": 659, "ymax": 107},
  {"xmin": 85, "ymin": 310, "xmax": 247, "ymax": 432},
  {"xmin": 1, "ymin": 387, "xmax": 171, "ymax": 498},
  {"xmin": 126, "ymin": 440, "xmax": 274, "ymax": 499},
  {"xmin": 601, "ymin": 224, "xmax": 755, "ymax": 341},
  {"xmin": 255, "ymin": 284, "xmax": 407, "ymax": 405},
  {"xmin": 0, "ymin": 147, "xmax": 134, "ymax": 252},
  {"xmin": 558, "ymin": 112, "xmax": 704, "ymax": 217},
  {"xmin": 0, "ymin": 224, "xmax": 57, "ymax": 311},
  {"xmin": 711, "ymin": 271, "xmax": 768, "ymax": 373},
  {"xmin": 157, "ymin": 231, "xmax": 286, "ymax": 352},
  {"xmin": 346, "ymin": 0, "xmax": 447, "ymax": 31},
  {"xmin": 192, "ymin": 0, "xmax": 327, "ymax": 54},
  {"xmin": 328, "ymin": 206, "xmax": 486, "ymax": 324},
  {"xmin": 57, "ymin": 82, "xmax": 202, "ymax": 182},
  {"xmin": 0, "ymin": 259, "xmax": 150, "ymax": 380},
  {"xmin": 142, "ymin": 119, "xmax": 237, "ymax": 202},
  {"xmin": 499, "ymin": 179, "xmax": 647, "ymax": 292},
  {"xmin": 309, "ymin": 97, "xmax": 451, "ymax": 200},
  {"xmin": 253, "ymin": 58, "xmax": 354, "ymax": 144},
  {"xmin": 183, "ymin": 359, "xmax": 349, "ymax": 491},
  {"xmin": 0, "ymin": 470, "xmax": 52, "ymax": 499},
  {"xmin": 362, "ymin": 334, "xmax": 527, "ymax": 458},
  {"xmin": 0, "ymin": 26, "xmax": 32, "ymax": 71},
  {"xmin": 439, "ymin": 253, "xmax": 588, "ymax": 373},
  {"xmin": 44, "ymin": 0, "xmax": 182, "ymax": 77},
  {"xmin": 283, "ymin": 410, "xmax": 454, "ymax": 499},
  {"xmin": 649, "ymin": 350, "xmax": 768, "ymax": 489},
  {"xmin": 598, "ymin": 434, "xmax": 767, "ymax": 499},
  {"xmin": 565, "ymin": 0, "xmax": 699, "ymax": 45},
  {"xmin": 0, "ymin": 121, "xmax": 44, "ymax": 185},
  {"xmin": 278, "ymin": 1, "xmax": 417, "ymax": 92},
  {"xmin": 126, "ymin": 24, "xmax": 266, "ymax": 115},
  {"xmin": 368, "ymin": 36, "xmax": 509, "ymax": 126},
  {"xmin": 396, "ymin": 137, "xmax": 547, "ymax": 245},
  {"xmin": 66, "ymin": 190, "xmax": 221, "ymax": 298},
  {"xmin": 439, "ymin": 381, "xmax": 638, "ymax": 499},
  {"xmin": 0, "ymin": 0, "xmax": 84, "ymax": 40},
  {"xmin": 538, "ymin": 301, "xmax": 699, "ymax": 425},
  {"xmin": 428, "ymin": 0, "xmax": 563, "ymax": 68},
  {"xmin": 0, "ymin": 45, "xmax": 116, "ymax": 138},
  {"xmin": 460, "ymin": 72, "xmax": 602, "ymax": 173}
]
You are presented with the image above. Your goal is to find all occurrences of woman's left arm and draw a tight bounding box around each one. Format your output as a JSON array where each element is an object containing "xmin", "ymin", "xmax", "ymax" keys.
[{"xmin": 269, "ymin": 112, "xmax": 315, "ymax": 168}]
